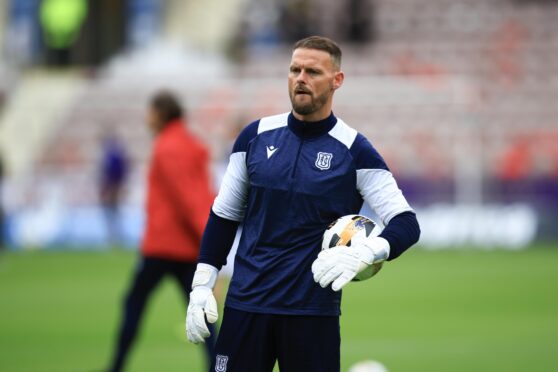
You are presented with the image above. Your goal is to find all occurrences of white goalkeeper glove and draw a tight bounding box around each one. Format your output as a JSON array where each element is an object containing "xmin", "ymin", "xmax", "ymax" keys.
[
  {"xmin": 186, "ymin": 263, "xmax": 219, "ymax": 344},
  {"xmin": 311, "ymin": 236, "xmax": 390, "ymax": 292}
]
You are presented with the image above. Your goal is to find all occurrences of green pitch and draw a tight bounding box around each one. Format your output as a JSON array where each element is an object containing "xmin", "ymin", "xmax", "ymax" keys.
[{"xmin": 0, "ymin": 246, "xmax": 557, "ymax": 372}]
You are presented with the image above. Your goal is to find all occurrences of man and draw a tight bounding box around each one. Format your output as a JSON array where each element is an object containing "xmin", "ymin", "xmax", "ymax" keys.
[
  {"xmin": 99, "ymin": 132, "xmax": 129, "ymax": 246},
  {"xmin": 0, "ymin": 151, "xmax": 4, "ymax": 249},
  {"xmin": 40, "ymin": 0, "xmax": 87, "ymax": 66},
  {"xmin": 108, "ymin": 91, "xmax": 216, "ymax": 371},
  {"xmin": 186, "ymin": 36, "xmax": 420, "ymax": 372}
]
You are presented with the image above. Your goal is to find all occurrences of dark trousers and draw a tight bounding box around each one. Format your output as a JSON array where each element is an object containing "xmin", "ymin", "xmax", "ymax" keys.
[
  {"xmin": 108, "ymin": 257, "xmax": 216, "ymax": 371},
  {"xmin": 212, "ymin": 307, "xmax": 340, "ymax": 372}
]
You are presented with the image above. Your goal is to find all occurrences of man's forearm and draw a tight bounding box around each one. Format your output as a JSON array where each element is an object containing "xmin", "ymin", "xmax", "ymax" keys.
[
  {"xmin": 198, "ymin": 209, "xmax": 240, "ymax": 270},
  {"xmin": 379, "ymin": 211, "xmax": 420, "ymax": 260}
]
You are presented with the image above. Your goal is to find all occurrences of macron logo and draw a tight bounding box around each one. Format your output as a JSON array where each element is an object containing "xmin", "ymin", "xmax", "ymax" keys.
[{"xmin": 266, "ymin": 145, "xmax": 278, "ymax": 159}]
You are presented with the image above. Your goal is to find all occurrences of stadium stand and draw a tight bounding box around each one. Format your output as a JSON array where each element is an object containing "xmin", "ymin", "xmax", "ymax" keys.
[{"xmin": 2, "ymin": 0, "xmax": 557, "ymax": 246}]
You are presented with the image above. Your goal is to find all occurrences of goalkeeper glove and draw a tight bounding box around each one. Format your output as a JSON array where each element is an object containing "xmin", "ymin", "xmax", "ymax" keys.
[
  {"xmin": 311, "ymin": 236, "xmax": 390, "ymax": 291},
  {"xmin": 186, "ymin": 263, "xmax": 219, "ymax": 344}
]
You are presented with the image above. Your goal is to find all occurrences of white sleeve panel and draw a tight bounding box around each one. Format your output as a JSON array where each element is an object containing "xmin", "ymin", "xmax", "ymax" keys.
[
  {"xmin": 328, "ymin": 118, "xmax": 358, "ymax": 149},
  {"xmin": 212, "ymin": 152, "xmax": 249, "ymax": 221},
  {"xmin": 356, "ymin": 168, "xmax": 414, "ymax": 225},
  {"xmin": 257, "ymin": 112, "xmax": 289, "ymax": 134}
]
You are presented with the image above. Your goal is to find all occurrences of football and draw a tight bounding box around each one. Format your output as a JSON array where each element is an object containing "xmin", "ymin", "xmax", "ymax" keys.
[{"xmin": 322, "ymin": 214, "xmax": 384, "ymax": 281}]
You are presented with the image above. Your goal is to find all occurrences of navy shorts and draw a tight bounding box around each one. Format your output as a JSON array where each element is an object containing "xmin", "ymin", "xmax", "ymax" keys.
[{"xmin": 211, "ymin": 307, "xmax": 340, "ymax": 372}]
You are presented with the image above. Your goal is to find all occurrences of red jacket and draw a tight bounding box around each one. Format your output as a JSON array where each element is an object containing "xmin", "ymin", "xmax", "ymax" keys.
[{"xmin": 141, "ymin": 120, "xmax": 214, "ymax": 262}]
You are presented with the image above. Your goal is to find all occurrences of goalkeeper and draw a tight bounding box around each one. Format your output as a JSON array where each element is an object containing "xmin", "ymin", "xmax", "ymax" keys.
[{"xmin": 186, "ymin": 36, "xmax": 420, "ymax": 372}]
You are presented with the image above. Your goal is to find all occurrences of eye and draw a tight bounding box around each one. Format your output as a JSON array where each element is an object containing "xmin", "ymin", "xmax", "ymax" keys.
[
  {"xmin": 307, "ymin": 69, "xmax": 321, "ymax": 76},
  {"xmin": 290, "ymin": 66, "xmax": 301, "ymax": 74}
]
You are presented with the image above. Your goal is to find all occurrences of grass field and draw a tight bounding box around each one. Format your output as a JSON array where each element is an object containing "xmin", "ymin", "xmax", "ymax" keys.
[{"xmin": 1, "ymin": 246, "xmax": 557, "ymax": 372}]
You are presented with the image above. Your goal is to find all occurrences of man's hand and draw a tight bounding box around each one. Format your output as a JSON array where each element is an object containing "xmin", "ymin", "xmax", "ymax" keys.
[
  {"xmin": 186, "ymin": 263, "xmax": 219, "ymax": 344},
  {"xmin": 311, "ymin": 236, "xmax": 390, "ymax": 291}
]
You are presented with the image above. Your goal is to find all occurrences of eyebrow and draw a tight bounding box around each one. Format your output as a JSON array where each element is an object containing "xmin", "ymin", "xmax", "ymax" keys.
[
  {"xmin": 306, "ymin": 67, "xmax": 322, "ymax": 74},
  {"xmin": 289, "ymin": 64, "xmax": 324, "ymax": 73}
]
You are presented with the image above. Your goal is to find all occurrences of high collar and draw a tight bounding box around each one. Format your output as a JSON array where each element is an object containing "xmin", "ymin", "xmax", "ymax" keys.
[{"xmin": 287, "ymin": 112, "xmax": 337, "ymax": 139}]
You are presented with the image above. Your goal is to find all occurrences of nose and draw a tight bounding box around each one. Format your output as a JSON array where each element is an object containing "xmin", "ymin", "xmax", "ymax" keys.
[{"xmin": 296, "ymin": 70, "xmax": 308, "ymax": 84}]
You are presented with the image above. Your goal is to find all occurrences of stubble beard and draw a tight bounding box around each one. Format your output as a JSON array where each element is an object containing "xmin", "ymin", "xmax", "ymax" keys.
[{"xmin": 290, "ymin": 89, "xmax": 331, "ymax": 117}]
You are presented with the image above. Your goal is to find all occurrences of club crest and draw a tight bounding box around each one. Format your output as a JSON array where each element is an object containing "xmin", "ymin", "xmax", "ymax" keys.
[
  {"xmin": 315, "ymin": 152, "xmax": 333, "ymax": 170},
  {"xmin": 215, "ymin": 354, "xmax": 229, "ymax": 372}
]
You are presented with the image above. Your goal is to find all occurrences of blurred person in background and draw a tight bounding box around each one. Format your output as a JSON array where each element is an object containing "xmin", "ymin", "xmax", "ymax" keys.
[
  {"xmin": 279, "ymin": 0, "xmax": 316, "ymax": 42},
  {"xmin": 39, "ymin": 0, "xmax": 88, "ymax": 66},
  {"xmin": 345, "ymin": 0, "xmax": 375, "ymax": 43},
  {"xmin": 0, "ymin": 151, "xmax": 4, "ymax": 250},
  {"xmin": 107, "ymin": 91, "xmax": 216, "ymax": 372},
  {"xmin": 99, "ymin": 132, "xmax": 129, "ymax": 247}
]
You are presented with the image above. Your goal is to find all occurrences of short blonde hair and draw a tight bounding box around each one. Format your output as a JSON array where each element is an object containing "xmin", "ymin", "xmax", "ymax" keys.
[{"xmin": 293, "ymin": 36, "xmax": 342, "ymax": 70}]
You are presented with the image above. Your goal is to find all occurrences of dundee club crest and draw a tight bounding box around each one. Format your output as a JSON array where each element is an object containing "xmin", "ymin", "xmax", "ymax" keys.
[
  {"xmin": 315, "ymin": 152, "xmax": 333, "ymax": 170},
  {"xmin": 215, "ymin": 355, "xmax": 229, "ymax": 372}
]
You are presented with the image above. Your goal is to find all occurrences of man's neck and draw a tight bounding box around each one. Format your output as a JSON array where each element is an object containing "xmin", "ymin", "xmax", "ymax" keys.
[{"xmin": 292, "ymin": 107, "xmax": 333, "ymax": 123}]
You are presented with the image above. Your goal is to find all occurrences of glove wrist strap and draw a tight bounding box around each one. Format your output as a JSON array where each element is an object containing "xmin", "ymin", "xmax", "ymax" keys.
[
  {"xmin": 192, "ymin": 263, "xmax": 218, "ymax": 289},
  {"xmin": 362, "ymin": 237, "xmax": 390, "ymax": 264}
]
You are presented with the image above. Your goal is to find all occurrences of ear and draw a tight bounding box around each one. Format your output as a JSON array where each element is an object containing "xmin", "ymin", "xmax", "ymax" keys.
[{"xmin": 333, "ymin": 71, "xmax": 344, "ymax": 91}]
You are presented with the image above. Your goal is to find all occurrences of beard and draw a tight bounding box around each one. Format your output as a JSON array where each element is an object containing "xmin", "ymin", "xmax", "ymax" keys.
[{"xmin": 290, "ymin": 87, "xmax": 331, "ymax": 117}]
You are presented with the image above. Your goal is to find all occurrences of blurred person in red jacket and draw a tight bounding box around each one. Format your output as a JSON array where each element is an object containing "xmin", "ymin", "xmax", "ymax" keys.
[{"xmin": 108, "ymin": 91, "xmax": 216, "ymax": 372}]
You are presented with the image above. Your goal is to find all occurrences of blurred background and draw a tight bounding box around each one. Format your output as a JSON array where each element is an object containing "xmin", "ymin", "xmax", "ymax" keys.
[{"xmin": 0, "ymin": 0, "xmax": 556, "ymax": 371}]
